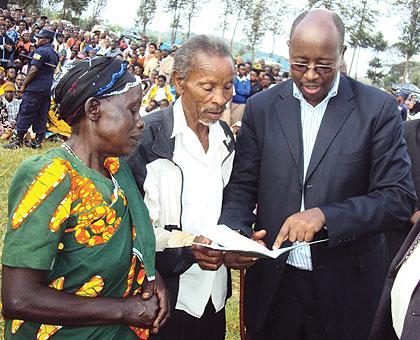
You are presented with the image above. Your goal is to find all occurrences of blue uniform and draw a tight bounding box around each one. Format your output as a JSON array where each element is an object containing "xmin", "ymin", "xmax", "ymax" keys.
[{"xmin": 16, "ymin": 43, "xmax": 58, "ymax": 138}]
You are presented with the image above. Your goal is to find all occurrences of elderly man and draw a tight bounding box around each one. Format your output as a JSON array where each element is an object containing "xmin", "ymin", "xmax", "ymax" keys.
[
  {"xmin": 128, "ymin": 35, "xmax": 260, "ymax": 340},
  {"xmin": 219, "ymin": 9, "xmax": 416, "ymax": 340}
]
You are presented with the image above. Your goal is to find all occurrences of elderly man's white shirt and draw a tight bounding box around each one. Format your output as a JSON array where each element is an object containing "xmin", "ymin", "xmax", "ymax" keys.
[{"xmin": 171, "ymin": 98, "xmax": 230, "ymax": 318}]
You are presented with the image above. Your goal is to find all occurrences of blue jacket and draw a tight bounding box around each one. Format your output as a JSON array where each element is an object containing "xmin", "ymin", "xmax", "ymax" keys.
[{"xmin": 233, "ymin": 76, "xmax": 251, "ymax": 104}]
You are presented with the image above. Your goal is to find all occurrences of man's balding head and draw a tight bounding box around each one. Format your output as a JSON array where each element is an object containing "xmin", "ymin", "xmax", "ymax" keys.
[
  {"xmin": 290, "ymin": 9, "xmax": 345, "ymax": 48},
  {"xmin": 288, "ymin": 9, "xmax": 346, "ymax": 107}
]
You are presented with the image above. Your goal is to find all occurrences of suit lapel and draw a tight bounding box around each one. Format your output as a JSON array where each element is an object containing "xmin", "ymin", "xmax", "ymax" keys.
[
  {"xmin": 304, "ymin": 76, "xmax": 356, "ymax": 184},
  {"xmin": 275, "ymin": 81, "xmax": 303, "ymax": 184}
]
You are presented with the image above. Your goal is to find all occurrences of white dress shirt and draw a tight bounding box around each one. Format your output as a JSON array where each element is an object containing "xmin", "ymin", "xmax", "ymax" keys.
[
  {"xmin": 172, "ymin": 99, "xmax": 228, "ymax": 318},
  {"xmin": 391, "ymin": 241, "xmax": 420, "ymax": 338},
  {"xmin": 286, "ymin": 72, "xmax": 340, "ymax": 271}
]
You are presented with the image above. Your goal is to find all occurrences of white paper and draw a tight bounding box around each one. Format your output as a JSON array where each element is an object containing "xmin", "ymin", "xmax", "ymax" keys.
[{"xmin": 193, "ymin": 224, "xmax": 328, "ymax": 259}]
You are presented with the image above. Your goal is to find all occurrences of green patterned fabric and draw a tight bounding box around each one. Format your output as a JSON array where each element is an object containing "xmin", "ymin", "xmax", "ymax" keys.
[{"xmin": 2, "ymin": 148, "xmax": 155, "ymax": 339}]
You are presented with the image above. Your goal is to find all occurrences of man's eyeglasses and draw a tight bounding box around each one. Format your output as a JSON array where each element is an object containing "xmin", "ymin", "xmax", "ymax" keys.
[{"xmin": 291, "ymin": 62, "xmax": 337, "ymax": 75}]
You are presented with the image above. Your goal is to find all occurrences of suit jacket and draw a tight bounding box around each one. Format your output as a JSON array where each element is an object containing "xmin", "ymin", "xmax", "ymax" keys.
[
  {"xmin": 219, "ymin": 76, "xmax": 416, "ymax": 339},
  {"xmin": 404, "ymin": 120, "xmax": 420, "ymax": 210},
  {"xmin": 369, "ymin": 221, "xmax": 420, "ymax": 340}
]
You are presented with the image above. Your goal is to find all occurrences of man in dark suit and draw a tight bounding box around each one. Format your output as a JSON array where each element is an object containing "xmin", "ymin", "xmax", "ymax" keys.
[
  {"xmin": 404, "ymin": 119, "xmax": 420, "ymax": 224},
  {"xmin": 219, "ymin": 9, "xmax": 416, "ymax": 340},
  {"xmin": 369, "ymin": 220, "xmax": 420, "ymax": 340}
]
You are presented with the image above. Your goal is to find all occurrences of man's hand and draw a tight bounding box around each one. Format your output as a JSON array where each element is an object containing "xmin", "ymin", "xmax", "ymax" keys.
[
  {"xmin": 410, "ymin": 210, "xmax": 420, "ymax": 225},
  {"xmin": 192, "ymin": 235, "xmax": 224, "ymax": 271},
  {"xmin": 273, "ymin": 208, "xmax": 325, "ymax": 249},
  {"xmin": 224, "ymin": 230, "xmax": 267, "ymax": 270},
  {"xmin": 141, "ymin": 271, "xmax": 170, "ymax": 334}
]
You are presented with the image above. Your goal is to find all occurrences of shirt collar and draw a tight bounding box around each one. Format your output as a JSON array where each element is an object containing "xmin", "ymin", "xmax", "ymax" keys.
[
  {"xmin": 236, "ymin": 75, "xmax": 248, "ymax": 81},
  {"xmin": 171, "ymin": 97, "xmax": 188, "ymax": 138},
  {"xmin": 292, "ymin": 71, "xmax": 340, "ymax": 105},
  {"xmin": 171, "ymin": 96, "xmax": 227, "ymax": 144}
]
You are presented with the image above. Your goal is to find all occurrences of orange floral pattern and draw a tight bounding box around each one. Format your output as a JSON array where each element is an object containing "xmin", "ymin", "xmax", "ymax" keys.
[{"xmin": 10, "ymin": 157, "xmax": 127, "ymax": 248}]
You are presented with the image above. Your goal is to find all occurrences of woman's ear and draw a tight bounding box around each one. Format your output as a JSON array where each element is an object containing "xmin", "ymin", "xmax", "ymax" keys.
[{"xmin": 84, "ymin": 97, "xmax": 101, "ymax": 122}]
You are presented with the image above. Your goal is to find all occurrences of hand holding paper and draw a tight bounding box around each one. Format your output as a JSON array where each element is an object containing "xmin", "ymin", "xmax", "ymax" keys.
[
  {"xmin": 191, "ymin": 235, "xmax": 224, "ymax": 271},
  {"xmin": 195, "ymin": 224, "xmax": 328, "ymax": 259},
  {"xmin": 223, "ymin": 230, "xmax": 267, "ymax": 269}
]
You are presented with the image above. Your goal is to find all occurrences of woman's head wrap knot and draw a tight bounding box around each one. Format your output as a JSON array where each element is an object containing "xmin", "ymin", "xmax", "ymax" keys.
[{"xmin": 54, "ymin": 57, "xmax": 139, "ymax": 125}]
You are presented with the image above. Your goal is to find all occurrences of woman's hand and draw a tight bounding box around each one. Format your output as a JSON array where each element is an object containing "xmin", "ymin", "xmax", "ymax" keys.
[
  {"xmin": 120, "ymin": 294, "xmax": 159, "ymax": 328},
  {"xmin": 140, "ymin": 271, "xmax": 170, "ymax": 333}
]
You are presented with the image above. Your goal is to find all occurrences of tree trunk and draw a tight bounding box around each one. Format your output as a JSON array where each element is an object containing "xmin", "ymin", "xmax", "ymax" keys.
[
  {"xmin": 170, "ymin": 3, "xmax": 179, "ymax": 45},
  {"xmin": 173, "ymin": 8, "xmax": 182, "ymax": 44},
  {"xmin": 143, "ymin": 21, "xmax": 147, "ymax": 35},
  {"xmin": 222, "ymin": 16, "xmax": 227, "ymax": 39},
  {"xmin": 229, "ymin": 9, "xmax": 242, "ymax": 52},
  {"xmin": 403, "ymin": 55, "xmax": 410, "ymax": 83},
  {"xmin": 271, "ymin": 34, "xmax": 276, "ymax": 58},
  {"xmin": 348, "ymin": 0, "xmax": 367, "ymax": 75},
  {"xmin": 187, "ymin": 15, "xmax": 192, "ymax": 39},
  {"xmin": 349, "ymin": 46, "xmax": 357, "ymax": 76},
  {"xmin": 354, "ymin": 46, "xmax": 361, "ymax": 79},
  {"xmin": 251, "ymin": 39, "xmax": 256, "ymax": 61}
]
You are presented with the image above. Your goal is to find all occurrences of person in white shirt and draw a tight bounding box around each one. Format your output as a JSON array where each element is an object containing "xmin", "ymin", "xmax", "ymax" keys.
[{"xmin": 127, "ymin": 35, "xmax": 263, "ymax": 340}]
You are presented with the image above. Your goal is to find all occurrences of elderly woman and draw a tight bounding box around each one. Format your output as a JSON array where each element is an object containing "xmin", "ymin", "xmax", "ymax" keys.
[{"xmin": 1, "ymin": 57, "xmax": 169, "ymax": 339}]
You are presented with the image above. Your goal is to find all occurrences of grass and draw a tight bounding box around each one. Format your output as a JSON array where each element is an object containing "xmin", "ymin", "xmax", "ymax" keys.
[{"xmin": 0, "ymin": 141, "xmax": 242, "ymax": 339}]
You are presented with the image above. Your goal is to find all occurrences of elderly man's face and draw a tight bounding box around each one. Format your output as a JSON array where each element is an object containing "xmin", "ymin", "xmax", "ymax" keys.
[
  {"xmin": 175, "ymin": 53, "xmax": 234, "ymax": 125},
  {"xmin": 289, "ymin": 15, "xmax": 343, "ymax": 106}
]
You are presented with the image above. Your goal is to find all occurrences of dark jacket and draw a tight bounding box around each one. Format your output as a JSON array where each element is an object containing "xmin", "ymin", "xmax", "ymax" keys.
[
  {"xmin": 219, "ymin": 76, "xmax": 416, "ymax": 339},
  {"xmin": 126, "ymin": 105, "xmax": 235, "ymax": 310},
  {"xmin": 369, "ymin": 221, "xmax": 420, "ymax": 340},
  {"xmin": 404, "ymin": 119, "xmax": 420, "ymax": 210}
]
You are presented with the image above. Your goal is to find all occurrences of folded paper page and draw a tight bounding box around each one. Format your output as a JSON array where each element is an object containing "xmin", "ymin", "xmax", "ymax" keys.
[{"xmin": 194, "ymin": 224, "xmax": 328, "ymax": 259}]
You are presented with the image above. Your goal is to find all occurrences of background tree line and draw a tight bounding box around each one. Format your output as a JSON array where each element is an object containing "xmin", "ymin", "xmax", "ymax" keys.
[{"xmin": 3, "ymin": 0, "xmax": 419, "ymax": 87}]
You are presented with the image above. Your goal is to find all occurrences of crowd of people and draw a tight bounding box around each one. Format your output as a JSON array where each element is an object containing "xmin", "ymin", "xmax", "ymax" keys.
[
  {"xmin": 1, "ymin": 4, "xmax": 420, "ymax": 340},
  {"xmin": 0, "ymin": 6, "xmax": 298, "ymax": 146}
]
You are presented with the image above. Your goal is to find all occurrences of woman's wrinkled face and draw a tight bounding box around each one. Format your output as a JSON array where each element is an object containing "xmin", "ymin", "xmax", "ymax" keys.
[{"xmin": 95, "ymin": 85, "xmax": 144, "ymax": 156}]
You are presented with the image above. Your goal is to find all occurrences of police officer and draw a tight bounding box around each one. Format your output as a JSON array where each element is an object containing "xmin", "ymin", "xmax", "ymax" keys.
[
  {"xmin": 4, "ymin": 28, "xmax": 58, "ymax": 149},
  {"xmin": 395, "ymin": 89, "xmax": 409, "ymax": 121}
]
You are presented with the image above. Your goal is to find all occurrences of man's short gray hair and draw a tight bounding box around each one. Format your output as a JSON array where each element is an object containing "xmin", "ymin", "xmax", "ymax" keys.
[{"xmin": 173, "ymin": 35, "xmax": 232, "ymax": 79}]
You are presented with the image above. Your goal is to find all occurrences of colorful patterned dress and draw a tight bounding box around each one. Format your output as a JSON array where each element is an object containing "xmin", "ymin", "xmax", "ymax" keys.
[{"xmin": 2, "ymin": 148, "xmax": 156, "ymax": 339}]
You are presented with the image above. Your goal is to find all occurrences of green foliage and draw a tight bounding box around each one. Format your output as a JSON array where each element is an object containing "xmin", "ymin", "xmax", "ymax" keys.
[
  {"xmin": 383, "ymin": 61, "xmax": 420, "ymax": 88},
  {"xmin": 166, "ymin": 0, "xmax": 188, "ymax": 44},
  {"xmin": 341, "ymin": 0, "xmax": 379, "ymax": 49},
  {"xmin": 307, "ymin": 0, "xmax": 340, "ymax": 11},
  {"xmin": 136, "ymin": 0, "xmax": 157, "ymax": 35},
  {"xmin": 85, "ymin": 0, "xmax": 107, "ymax": 31},
  {"xmin": 51, "ymin": 0, "xmax": 90, "ymax": 21},
  {"xmin": 244, "ymin": 0, "xmax": 268, "ymax": 60},
  {"xmin": 394, "ymin": 0, "xmax": 420, "ymax": 60},
  {"xmin": 369, "ymin": 32, "xmax": 388, "ymax": 52},
  {"xmin": 184, "ymin": 0, "xmax": 205, "ymax": 39},
  {"xmin": 367, "ymin": 57, "xmax": 384, "ymax": 86},
  {"xmin": 8, "ymin": 0, "xmax": 42, "ymax": 13},
  {"xmin": 393, "ymin": 0, "xmax": 420, "ymax": 82}
]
